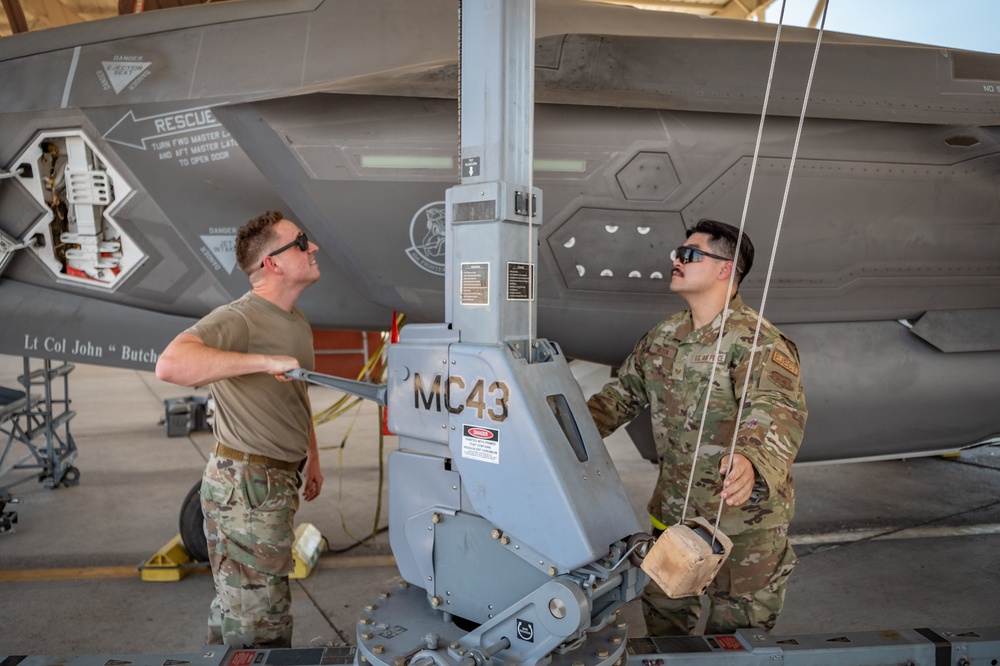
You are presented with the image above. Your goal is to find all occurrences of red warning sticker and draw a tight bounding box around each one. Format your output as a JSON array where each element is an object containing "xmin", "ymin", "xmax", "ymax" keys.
[
  {"xmin": 229, "ymin": 651, "xmax": 256, "ymax": 666},
  {"xmin": 715, "ymin": 635, "xmax": 744, "ymax": 651}
]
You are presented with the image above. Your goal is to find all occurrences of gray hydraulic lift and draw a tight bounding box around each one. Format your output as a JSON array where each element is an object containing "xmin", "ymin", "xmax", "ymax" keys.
[{"xmin": 291, "ymin": 3, "xmax": 648, "ymax": 665}]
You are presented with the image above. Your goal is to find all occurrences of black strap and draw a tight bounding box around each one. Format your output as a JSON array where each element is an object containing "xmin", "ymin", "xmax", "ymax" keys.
[{"xmin": 914, "ymin": 627, "xmax": 950, "ymax": 666}]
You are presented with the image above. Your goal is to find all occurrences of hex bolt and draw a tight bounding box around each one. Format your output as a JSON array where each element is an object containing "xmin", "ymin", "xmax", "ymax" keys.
[
  {"xmin": 500, "ymin": 536, "xmax": 510, "ymax": 545},
  {"xmin": 365, "ymin": 604, "xmax": 378, "ymax": 611},
  {"xmin": 597, "ymin": 648, "xmax": 609, "ymax": 658},
  {"xmin": 372, "ymin": 645, "xmax": 386, "ymax": 655},
  {"xmin": 491, "ymin": 529, "xmax": 502, "ymax": 539},
  {"xmin": 431, "ymin": 596, "xmax": 443, "ymax": 607},
  {"xmin": 548, "ymin": 566, "xmax": 557, "ymax": 576},
  {"xmin": 361, "ymin": 631, "xmax": 374, "ymax": 640},
  {"xmin": 432, "ymin": 513, "xmax": 442, "ymax": 523},
  {"xmin": 612, "ymin": 635, "xmax": 623, "ymax": 644},
  {"xmin": 379, "ymin": 591, "xmax": 391, "ymax": 599}
]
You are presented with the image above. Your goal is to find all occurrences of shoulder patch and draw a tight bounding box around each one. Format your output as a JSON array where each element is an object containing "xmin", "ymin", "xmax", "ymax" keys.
[
  {"xmin": 771, "ymin": 349, "xmax": 799, "ymax": 377},
  {"xmin": 768, "ymin": 370, "xmax": 794, "ymax": 391}
]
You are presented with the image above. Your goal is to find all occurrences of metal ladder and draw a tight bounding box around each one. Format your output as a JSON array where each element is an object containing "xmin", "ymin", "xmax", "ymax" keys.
[{"xmin": 0, "ymin": 356, "xmax": 79, "ymax": 495}]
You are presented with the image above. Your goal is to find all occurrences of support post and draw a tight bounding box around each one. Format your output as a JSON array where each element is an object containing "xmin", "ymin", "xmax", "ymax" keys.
[{"xmin": 1, "ymin": 0, "xmax": 28, "ymax": 34}]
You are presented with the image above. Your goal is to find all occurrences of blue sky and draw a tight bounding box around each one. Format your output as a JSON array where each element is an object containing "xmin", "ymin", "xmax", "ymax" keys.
[{"xmin": 764, "ymin": 0, "xmax": 1000, "ymax": 54}]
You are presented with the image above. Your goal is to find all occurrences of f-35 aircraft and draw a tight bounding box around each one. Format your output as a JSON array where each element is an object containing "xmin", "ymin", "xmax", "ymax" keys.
[{"xmin": 0, "ymin": 0, "xmax": 998, "ymax": 462}]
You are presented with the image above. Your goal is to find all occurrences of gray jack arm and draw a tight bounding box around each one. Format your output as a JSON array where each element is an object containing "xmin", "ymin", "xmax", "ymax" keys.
[{"xmin": 285, "ymin": 368, "xmax": 388, "ymax": 407}]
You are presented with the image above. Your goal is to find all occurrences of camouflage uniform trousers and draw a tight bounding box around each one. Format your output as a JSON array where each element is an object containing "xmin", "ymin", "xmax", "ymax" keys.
[
  {"xmin": 201, "ymin": 453, "xmax": 301, "ymax": 648},
  {"xmin": 642, "ymin": 527, "xmax": 797, "ymax": 636}
]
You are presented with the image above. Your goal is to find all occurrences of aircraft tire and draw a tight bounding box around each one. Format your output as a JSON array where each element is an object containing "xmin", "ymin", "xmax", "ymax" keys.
[{"xmin": 179, "ymin": 481, "xmax": 209, "ymax": 563}]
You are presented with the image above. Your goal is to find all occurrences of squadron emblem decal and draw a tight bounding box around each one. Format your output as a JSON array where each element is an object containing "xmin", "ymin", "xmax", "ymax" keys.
[{"xmin": 406, "ymin": 201, "xmax": 446, "ymax": 275}]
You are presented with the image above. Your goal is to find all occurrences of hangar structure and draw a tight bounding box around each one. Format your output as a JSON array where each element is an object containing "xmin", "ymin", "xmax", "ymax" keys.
[{"xmin": 2, "ymin": 0, "xmax": 789, "ymax": 37}]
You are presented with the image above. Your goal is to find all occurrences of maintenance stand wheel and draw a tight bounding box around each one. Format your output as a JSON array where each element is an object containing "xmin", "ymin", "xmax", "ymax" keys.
[
  {"xmin": 61, "ymin": 466, "xmax": 80, "ymax": 487},
  {"xmin": 179, "ymin": 481, "xmax": 209, "ymax": 563}
]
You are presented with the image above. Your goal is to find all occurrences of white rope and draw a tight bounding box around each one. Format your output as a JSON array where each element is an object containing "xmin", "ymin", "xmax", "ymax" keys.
[
  {"xmin": 680, "ymin": 0, "xmax": 791, "ymax": 524},
  {"xmin": 527, "ymin": 0, "xmax": 536, "ymax": 360},
  {"xmin": 712, "ymin": 1, "xmax": 829, "ymax": 542},
  {"xmin": 680, "ymin": 1, "xmax": 831, "ymax": 534}
]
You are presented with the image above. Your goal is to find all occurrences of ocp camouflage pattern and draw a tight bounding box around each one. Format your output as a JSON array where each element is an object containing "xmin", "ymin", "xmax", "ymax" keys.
[
  {"xmin": 201, "ymin": 454, "xmax": 300, "ymax": 574},
  {"xmin": 201, "ymin": 454, "xmax": 299, "ymax": 646},
  {"xmin": 588, "ymin": 293, "xmax": 807, "ymax": 598}
]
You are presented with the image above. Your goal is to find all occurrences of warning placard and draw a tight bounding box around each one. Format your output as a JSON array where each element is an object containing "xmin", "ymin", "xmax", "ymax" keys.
[
  {"xmin": 507, "ymin": 262, "xmax": 533, "ymax": 301},
  {"xmin": 461, "ymin": 262, "xmax": 490, "ymax": 306},
  {"xmin": 462, "ymin": 424, "xmax": 500, "ymax": 464},
  {"xmin": 713, "ymin": 635, "xmax": 744, "ymax": 651}
]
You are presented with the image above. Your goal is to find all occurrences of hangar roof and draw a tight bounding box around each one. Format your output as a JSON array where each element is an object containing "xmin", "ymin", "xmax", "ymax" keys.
[{"xmin": 1, "ymin": 0, "xmax": 781, "ymax": 37}]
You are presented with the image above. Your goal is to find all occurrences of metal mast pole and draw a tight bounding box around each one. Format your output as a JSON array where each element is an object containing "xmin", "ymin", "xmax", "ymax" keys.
[{"xmin": 445, "ymin": 0, "xmax": 540, "ymax": 347}]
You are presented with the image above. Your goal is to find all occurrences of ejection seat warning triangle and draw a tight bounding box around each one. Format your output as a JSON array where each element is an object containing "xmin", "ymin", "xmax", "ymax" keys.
[{"xmin": 101, "ymin": 60, "xmax": 152, "ymax": 94}]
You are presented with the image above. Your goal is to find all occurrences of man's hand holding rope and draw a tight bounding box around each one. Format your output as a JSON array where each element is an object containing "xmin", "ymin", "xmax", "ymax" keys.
[{"xmin": 720, "ymin": 453, "xmax": 755, "ymax": 506}]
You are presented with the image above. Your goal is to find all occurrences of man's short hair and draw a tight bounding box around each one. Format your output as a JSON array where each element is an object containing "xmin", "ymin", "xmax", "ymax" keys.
[
  {"xmin": 236, "ymin": 210, "xmax": 284, "ymax": 275},
  {"xmin": 687, "ymin": 219, "xmax": 754, "ymax": 284}
]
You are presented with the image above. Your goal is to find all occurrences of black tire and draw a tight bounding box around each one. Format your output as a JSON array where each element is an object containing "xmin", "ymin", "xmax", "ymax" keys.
[
  {"xmin": 179, "ymin": 481, "xmax": 209, "ymax": 563},
  {"xmin": 61, "ymin": 466, "xmax": 81, "ymax": 487}
]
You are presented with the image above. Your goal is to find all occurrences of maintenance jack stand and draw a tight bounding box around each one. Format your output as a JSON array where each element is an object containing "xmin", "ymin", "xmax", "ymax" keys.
[{"xmin": 0, "ymin": 490, "xmax": 18, "ymax": 533}]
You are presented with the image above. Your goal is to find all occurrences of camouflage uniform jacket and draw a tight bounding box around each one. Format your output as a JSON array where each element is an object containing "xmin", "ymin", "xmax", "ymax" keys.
[{"xmin": 588, "ymin": 294, "xmax": 807, "ymax": 539}]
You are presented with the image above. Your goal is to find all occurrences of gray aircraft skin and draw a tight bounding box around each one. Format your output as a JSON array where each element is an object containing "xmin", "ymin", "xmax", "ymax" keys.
[{"xmin": 0, "ymin": 0, "xmax": 998, "ymax": 462}]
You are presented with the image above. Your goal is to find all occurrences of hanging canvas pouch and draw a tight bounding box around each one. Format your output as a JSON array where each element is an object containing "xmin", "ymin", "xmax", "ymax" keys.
[{"xmin": 640, "ymin": 515, "xmax": 732, "ymax": 599}]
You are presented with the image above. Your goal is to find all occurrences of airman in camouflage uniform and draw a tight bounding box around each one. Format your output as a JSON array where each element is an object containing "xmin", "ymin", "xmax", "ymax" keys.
[
  {"xmin": 157, "ymin": 211, "xmax": 324, "ymax": 648},
  {"xmin": 201, "ymin": 455, "xmax": 301, "ymax": 646},
  {"xmin": 587, "ymin": 219, "xmax": 806, "ymax": 636}
]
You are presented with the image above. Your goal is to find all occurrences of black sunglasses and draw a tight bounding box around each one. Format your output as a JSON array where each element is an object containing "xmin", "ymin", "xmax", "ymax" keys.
[
  {"xmin": 261, "ymin": 233, "xmax": 309, "ymax": 268},
  {"xmin": 670, "ymin": 245, "xmax": 733, "ymax": 265}
]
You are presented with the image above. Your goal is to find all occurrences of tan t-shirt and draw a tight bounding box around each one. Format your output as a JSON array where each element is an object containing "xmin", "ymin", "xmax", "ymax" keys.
[{"xmin": 186, "ymin": 292, "xmax": 314, "ymax": 462}]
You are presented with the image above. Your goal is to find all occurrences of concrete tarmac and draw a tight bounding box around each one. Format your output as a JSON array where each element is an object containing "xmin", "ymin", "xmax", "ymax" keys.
[{"xmin": 1, "ymin": 353, "xmax": 999, "ymax": 656}]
